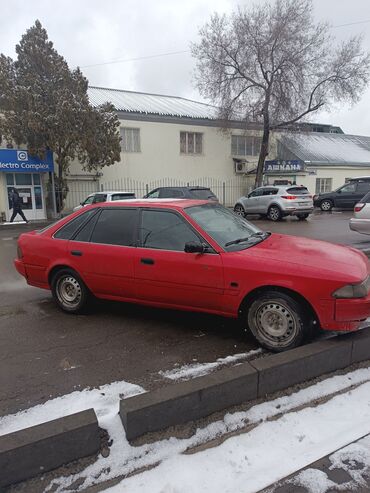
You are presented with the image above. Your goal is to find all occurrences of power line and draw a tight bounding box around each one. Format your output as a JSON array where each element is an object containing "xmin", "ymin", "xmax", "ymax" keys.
[
  {"xmin": 80, "ymin": 50, "xmax": 190, "ymax": 69},
  {"xmin": 80, "ymin": 19, "xmax": 370, "ymax": 70}
]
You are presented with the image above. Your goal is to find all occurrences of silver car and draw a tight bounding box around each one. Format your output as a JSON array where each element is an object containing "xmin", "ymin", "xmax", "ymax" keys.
[
  {"xmin": 349, "ymin": 191, "xmax": 370, "ymax": 235},
  {"xmin": 234, "ymin": 185, "xmax": 314, "ymax": 221}
]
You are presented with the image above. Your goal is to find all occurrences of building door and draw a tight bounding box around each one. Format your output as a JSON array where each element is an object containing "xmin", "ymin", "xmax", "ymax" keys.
[{"xmin": 6, "ymin": 173, "xmax": 46, "ymax": 221}]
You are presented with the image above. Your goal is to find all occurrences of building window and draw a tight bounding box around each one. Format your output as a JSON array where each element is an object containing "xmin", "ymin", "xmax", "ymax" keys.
[
  {"xmin": 120, "ymin": 128, "xmax": 140, "ymax": 152},
  {"xmin": 315, "ymin": 178, "xmax": 332, "ymax": 194},
  {"xmin": 180, "ymin": 132, "xmax": 203, "ymax": 154},
  {"xmin": 231, "ymin": 135, "xmax": 262, "ymax": 156}
]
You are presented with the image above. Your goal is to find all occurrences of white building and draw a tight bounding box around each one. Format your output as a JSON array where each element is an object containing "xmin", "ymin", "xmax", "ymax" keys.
[{"xmin": 1, "ymin": 86, "xmax": 370, "ymax": 221}]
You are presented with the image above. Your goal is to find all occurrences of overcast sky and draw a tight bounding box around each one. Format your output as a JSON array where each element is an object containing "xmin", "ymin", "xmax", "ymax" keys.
[{"xmin": 1, "ymin": 0, "xmax": 370, "ymax": 134}]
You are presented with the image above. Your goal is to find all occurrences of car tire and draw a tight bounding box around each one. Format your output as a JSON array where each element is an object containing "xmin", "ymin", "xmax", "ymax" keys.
[
  {"xmin": 320, "ymin": 200, "xmax": 333, "ymax": 212},
  {"xmin": 51, "ymin": 268, "xmax": 90, "ymax": 314},
  {"xmin": 267, "ymin": 205, "xmax": 282, "ymax": 221},
  {"xmin": 247, "ymin": 291, "xmax": 308, "ymax": 352},
  {"xmin": 234, "ymin": 204, "xmax": 246, "ymax": 217},
  {"xmin": 297, "ymin": 213, "xmax": 309, "ymax": 220}
]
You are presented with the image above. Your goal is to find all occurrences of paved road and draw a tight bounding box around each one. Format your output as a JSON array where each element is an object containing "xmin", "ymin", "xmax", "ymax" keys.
[{"xmin": 0, "ymin": 210, "xmax": 368, "ymax": 416}]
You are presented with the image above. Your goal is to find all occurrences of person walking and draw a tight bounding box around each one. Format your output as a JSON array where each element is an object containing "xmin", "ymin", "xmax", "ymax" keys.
[{"xmin": 10, "ymin": 188, "xmax": 28, "ymax": 223}]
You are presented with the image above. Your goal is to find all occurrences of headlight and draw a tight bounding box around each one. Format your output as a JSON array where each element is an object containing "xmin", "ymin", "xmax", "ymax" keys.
[{"xmin": 332, "ymin": 277, "xmax": 370, "ymax": 299}]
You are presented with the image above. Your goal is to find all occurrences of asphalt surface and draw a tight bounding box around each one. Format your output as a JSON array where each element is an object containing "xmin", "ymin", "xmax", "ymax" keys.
[{"xmin": 0, "ymin": 209, "xmax": 368, "ymax": 417}]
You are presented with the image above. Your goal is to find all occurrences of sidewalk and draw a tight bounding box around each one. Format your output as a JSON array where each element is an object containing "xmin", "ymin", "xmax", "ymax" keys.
[{"xmin": 260, "ymin": 433, "xmax": 370, "ymax": 493}]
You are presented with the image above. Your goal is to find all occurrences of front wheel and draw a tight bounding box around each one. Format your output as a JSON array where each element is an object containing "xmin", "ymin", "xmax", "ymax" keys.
[
  {"xmin": 320, "ymin": 200, "xmax": 333, "ymax": 212},
  {"xmin": 267, "ymin": 205, "xmax": 282, "ymax": 221},
  {"xmin": 234, "ymin": 204, "xmax": 246, "ymax": 217},
  {"xmin": 51, "ymin": 268, "xmax": 90, "ymax": 314},
  {"xmin": 247, "ymin": 291, "xmax": 309, "ymax": 351}
]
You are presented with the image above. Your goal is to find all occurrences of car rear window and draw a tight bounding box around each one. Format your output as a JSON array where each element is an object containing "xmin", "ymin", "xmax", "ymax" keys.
[
  {"xmin": 190, "ymin": 188, "xmax": 217, "ymax": 200},
  {"xmin": 286, "ymin": 187, "xmax": 309, "ymax": 195}
]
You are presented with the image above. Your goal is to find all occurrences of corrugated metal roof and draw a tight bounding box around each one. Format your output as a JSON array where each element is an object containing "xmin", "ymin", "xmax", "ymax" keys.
[
  {"xmin": 87, "ymin": 86, "xmax": 218, "ymax": 119},
  {"xmin": 279, "ymin": 133, "xmax": 370, "ymax": 166}
]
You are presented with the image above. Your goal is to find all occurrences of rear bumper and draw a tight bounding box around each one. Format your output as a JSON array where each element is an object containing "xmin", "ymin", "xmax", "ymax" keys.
[
  {"xmin": 14, "ymin": 258, "xmax": 26, "ymax": 278},
  {"xmin": 349, "ymin": 218, "xmax": 370, "ymax": 235},
  {"xmin": 283, "ymin": 207, "xmax": 314, "ymax": 216}
]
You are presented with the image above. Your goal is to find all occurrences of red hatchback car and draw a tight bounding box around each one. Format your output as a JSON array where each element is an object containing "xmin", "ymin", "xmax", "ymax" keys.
[{"xmin": 15, "ymin": 199, "xmax": 370, "ymax": 352}]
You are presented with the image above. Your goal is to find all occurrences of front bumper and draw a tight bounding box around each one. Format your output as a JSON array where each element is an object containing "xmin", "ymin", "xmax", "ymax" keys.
[
  {"xmin": 349, "ymin": 218, "xmax": 370, "ymax": 235},
  {"xmin": 14, "ymin": 258, "xmax": 26, "ymax": 278}
]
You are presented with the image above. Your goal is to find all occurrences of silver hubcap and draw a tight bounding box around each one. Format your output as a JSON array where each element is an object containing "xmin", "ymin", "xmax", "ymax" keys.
[
  {"xmin": 255, "ymin": 301, "xmax": 297, "ymax": 346},
  {"xmin": 56, "ymin": 276, "xmax": 82, "ymax": 308},
  {"xmin": 234, "ymin": 206, "xmax": 244, "ymax": 216},
  {"xmin": 269, "ymin": 207, "xmax": 280, "ymax": 220},
  {"xmin": 321, "ymin": 201, "xmax": 331, "ymax": 211}
]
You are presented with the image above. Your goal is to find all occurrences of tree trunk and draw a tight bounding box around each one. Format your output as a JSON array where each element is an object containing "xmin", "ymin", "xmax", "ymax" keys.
[{"xmin": 255, "ymin": 122, "xmax": 269, "ymax": 188}]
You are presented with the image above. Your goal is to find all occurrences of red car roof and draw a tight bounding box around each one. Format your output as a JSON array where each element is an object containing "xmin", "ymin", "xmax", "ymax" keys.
[{"xmin": 89, "ymin": 198, "xmax": 210, "ymax": 210}]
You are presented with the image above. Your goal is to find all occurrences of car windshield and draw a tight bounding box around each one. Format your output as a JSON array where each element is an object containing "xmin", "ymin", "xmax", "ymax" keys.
[{"xmin": 186, "ymin": 203, "xmax": 268, "ymax": 251}]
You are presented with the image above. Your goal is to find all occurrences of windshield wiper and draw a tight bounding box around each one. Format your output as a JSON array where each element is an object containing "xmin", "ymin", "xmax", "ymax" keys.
[{"xmin": 225, "ymin": 231, "xmax": 270, "ymax": 247}]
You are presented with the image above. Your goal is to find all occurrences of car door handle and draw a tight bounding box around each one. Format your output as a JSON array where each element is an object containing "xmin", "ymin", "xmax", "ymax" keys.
[
  {"xmin": 71, "ymin": 250, "xmax": 83, "ymax": 256},
  {"xmin": 141, "ymin": 257, "xmax": 154, "ymax": 265}
]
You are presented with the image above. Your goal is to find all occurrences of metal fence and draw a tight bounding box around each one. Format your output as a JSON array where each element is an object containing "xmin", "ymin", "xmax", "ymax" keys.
[{"xmin": 59, "ymin": 175, "xmax": 255, "ymax": 212}]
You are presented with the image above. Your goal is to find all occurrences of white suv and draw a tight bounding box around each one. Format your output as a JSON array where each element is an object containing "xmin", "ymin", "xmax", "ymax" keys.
[
  {"xmin": 73, "ymin": 191, "xmax": 136, "ymax": 212},
  {"xmin": 234, "ymin": 185, "xmax": 314, "ymax": 221}
]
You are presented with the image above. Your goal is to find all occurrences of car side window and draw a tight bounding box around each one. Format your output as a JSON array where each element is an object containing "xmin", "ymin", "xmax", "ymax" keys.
[
  {"xmin": 159, "ymin": 188, "xmax": 184, "ymax": 198},
  {"xmin": 262, "ymin": 188, "xmax": 278, "ymax": 196},
  {"xmin": 249, "ymin": 189, "xmax": 263, "ymax": 197},
  {"xmin": 357, "ymin": 182, "xmax": 370, "ymax": 193},
  {"xmin": 93, "ymin": 194, "xmax": 107, "ymax": 204},
  {"xmin": 340, "ymin": 183, "xmax": 356, "ymax": 193},
  {"xmin": 90, "ymin": 208, "xmax": 138, "ymax": 246},
  {"xmin": 147, "ymin": 189, "xmax": 160, "ymax": 198},
  {"xmin": 111, "ymin": 193, "xmax": 136, "ymax": 201},
  {"xmin": 140, "ymin": 210, "xmax": 200, "ymax": 251},
  {"xmin": 54, "ymin": 209, "xmax": 98, "ymax": 240},
  {"xmin": 83, "ymin": 195, "xmax": 94, "ymax": 205},
  {"xmin": 73, "ymin": 211, "xmax": 100, "ymax": 242}
]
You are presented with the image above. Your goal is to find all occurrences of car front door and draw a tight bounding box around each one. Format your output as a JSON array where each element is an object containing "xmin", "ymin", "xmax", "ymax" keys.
[
  {"xmin": 134, "ymin": 208, "xmax": 224, "ymax": 310},
  {"xmin": 243, "ymin": 188, "xmax": 264, "ymax": 213},
  {"xmin": 67, "ymin": 207, "xmax": 139, "ymax": 299},
  {"xmin": 334, "ymin": 182, "xmax": 357, "ymax": 208}
]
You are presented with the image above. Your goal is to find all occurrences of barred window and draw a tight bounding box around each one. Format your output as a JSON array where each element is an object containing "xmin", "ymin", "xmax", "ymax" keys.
[
  {"xmin": 315, "ymin": 178, "xmax": 332, "ymax": 194},
  {"xmin": 231, "ymin": 135, "xmax": 262, "ymax": 156},
  {"xmin": 180, "ymin": 132, "xmax": 203, "ymax": 154},
  {"xmin": 120, "ymin": 128, "xmax": 141, "ymax": 152}
]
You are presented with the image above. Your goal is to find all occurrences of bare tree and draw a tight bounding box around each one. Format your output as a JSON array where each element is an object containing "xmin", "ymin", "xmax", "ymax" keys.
[{"xmin": 192, "ymin": 0, "xmax": 370, "ymax": 187}]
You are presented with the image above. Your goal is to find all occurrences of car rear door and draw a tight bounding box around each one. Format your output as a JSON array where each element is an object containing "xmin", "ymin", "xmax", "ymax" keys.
[
  {"xmin": 67, "ymin": 207, "xmax": 139, "ymax": 299},
  {"xmin": 134, "ymin": 208, "xmax": 224, "ymax": 310},
  {"xmin": 354, "ymin": 181, "xmax": 370, "ymax": 206},
  {"xmin": 256, "ymin": 187, "xmax": 279, "ymax": 213}
]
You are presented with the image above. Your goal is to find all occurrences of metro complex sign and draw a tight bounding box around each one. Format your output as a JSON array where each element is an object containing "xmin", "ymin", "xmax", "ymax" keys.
[{"xmin": 0, "ymin": 149, "xmax": 54, "ymax": 173}]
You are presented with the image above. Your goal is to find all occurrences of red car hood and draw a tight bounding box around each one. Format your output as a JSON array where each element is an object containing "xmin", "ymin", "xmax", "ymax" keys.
[{"xmin": 244, "ymin": 233, "xmax": 368, "ymax": 282}]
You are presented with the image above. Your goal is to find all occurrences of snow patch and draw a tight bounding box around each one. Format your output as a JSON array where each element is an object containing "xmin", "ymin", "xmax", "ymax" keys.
[{"xmin": 159, "ymin": 349, "xmax": 263, "ymax": 381}]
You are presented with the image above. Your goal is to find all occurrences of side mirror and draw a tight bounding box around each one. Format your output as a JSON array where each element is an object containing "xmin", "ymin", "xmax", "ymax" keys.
[
  {"xmin": 184, "ymin": 241, "xmax": 206, "ymax": 254},
  {"xmin": 80, "ymin": 202, "xmax": 84, "ymax": 205},
  {"xmin": 337, "ymin": 190, "xmax": 342, "ymax": 194}
]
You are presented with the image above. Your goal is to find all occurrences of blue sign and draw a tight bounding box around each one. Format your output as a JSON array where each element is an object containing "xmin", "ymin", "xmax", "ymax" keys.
[
  {"xmin": 264, "ymin": 160, "xmax": 305, "ymax": 173},
  {"xmin": 0, "ymin": 149, "xmax": 54, "ymax": 173}
]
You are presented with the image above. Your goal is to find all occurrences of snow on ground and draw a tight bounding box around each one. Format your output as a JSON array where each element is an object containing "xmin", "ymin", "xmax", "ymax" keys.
[
  {"xmin": 159, "ymin": 349, "xmax": 263, "ymax": 381},
  {"xmin": 38, "ymin": 366, "xmax": 370, "ymax": 492}
]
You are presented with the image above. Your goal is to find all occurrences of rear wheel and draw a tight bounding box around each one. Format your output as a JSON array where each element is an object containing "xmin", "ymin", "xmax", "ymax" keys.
[
  {"xmin": 267, "ymin": 205, "xmax": 282, "ymax": 221},
  {"xmin": 297, "ymin": 213, "xmax": 309, "ymax": 220},
  {"xmin": 320, "ymin": 200, "xmax": 333, "ymax": 212},
  {"xmin": 234, "ymin": 204, "xmax": 246, "ymax": 217},
  {"xmin": 247, "ymin": 291, "xmax": 309, "ymax": 351},
  {"xmin": 51, "ymin": 268, "xmax": 90, "ymax": 314}
]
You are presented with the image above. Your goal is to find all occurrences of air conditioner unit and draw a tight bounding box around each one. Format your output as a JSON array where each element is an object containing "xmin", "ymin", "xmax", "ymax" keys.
[{"xmin": 234, "ymin": 160, "xmax": 247, "ymax": 174}]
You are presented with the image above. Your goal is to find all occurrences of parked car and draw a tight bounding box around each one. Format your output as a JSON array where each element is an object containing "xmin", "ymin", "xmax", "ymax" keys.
[
  {"xmin": 313, "ymin": 178, "xmax": 370, "ymax": 211},
  {"xmin": 73, "ymin": 191, "xmax": 136, "ymax": 212},
  {"xmin": 234, "ymin": 185, "xmax": 313, "ymax": 221},
  {"xmin": 144, "ymin": 186, "xmax": 218, "ymax": 201},
  {"xmin": 349, "ymin": 191, "xmax": 370, "ymax": 235},
  {"xmin": 15, "ymin": 200, "xmax": 370, "ymax": 352}
]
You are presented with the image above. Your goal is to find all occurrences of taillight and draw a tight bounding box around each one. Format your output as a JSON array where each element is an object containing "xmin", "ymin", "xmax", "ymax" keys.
[
  {"xmin": 281, "ymin": 195, "xmax": 297, "ymax": 200},
  {"xmin": 17, "ymin": 245, "xmax": 23, "ymax": 259},
  {"xmin": 354, "ymin": 203, "xmax": 365, "ymax": 212}
]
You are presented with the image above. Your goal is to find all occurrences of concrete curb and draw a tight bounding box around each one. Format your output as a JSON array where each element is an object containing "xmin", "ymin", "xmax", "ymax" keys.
[
  {"xmin": 0, "ymin": 408, "xmax": 100, "ymax": 488},
  {"xmin": 120, "ymin": 329, "xmax": 370, "ymax": 440}
]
